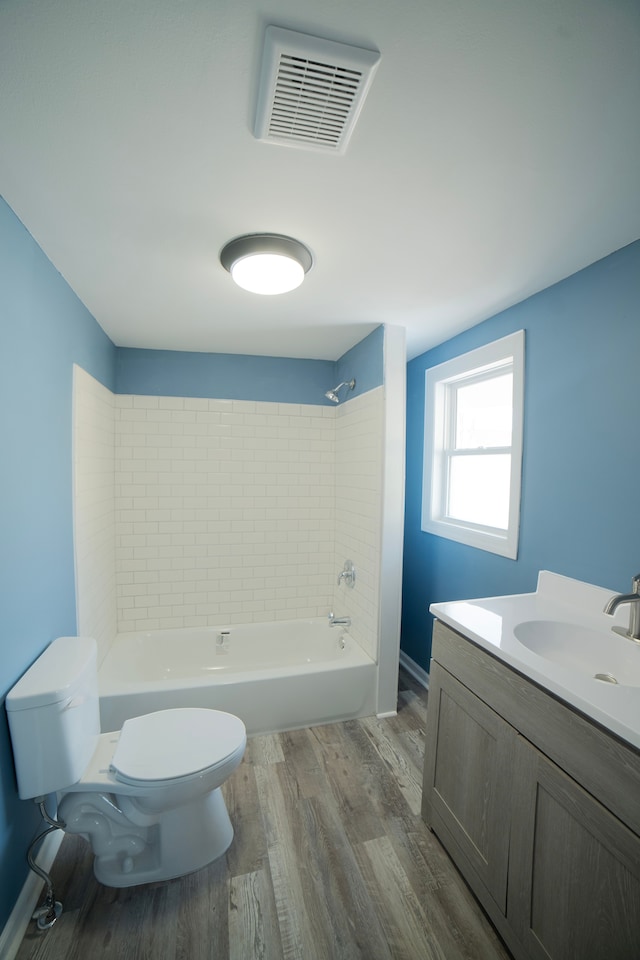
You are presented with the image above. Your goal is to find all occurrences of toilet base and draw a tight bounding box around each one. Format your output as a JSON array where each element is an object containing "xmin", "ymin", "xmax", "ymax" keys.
[{"xmin": 60, "ymin": 787, "xmax": 234, "ymax": 888}]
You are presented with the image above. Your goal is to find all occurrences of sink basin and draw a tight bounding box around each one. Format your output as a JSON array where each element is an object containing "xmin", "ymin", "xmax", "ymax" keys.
[{"xmin": 513, "ymin": 620, "xmax": 640, "ymax": 687}]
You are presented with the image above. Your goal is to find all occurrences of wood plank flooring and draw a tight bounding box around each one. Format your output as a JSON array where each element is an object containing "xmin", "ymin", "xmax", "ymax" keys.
[{"xmin": 15, "ymin": 672, "xmax": 512, "ymax": 960}]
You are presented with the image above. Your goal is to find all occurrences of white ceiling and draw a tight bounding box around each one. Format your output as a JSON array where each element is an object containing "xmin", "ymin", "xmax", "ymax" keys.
[{"xmin": 1, "ymin": 0, "xmax": 638, "ymax": 361}]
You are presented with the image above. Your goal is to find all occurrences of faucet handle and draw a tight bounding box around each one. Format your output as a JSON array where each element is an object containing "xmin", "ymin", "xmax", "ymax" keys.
[
  {"xmin": 337, "ymin": 559, "xmax": 356, "ymax": 588},
  {"xmin": 632, "ymin": 574, "xmax": 640, "ymax": 594}
]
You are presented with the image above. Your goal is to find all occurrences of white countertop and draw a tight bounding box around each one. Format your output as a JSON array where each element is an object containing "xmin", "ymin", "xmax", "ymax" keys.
[{"xmin": 430, "ymin": 571, "xmax": 640, "ymax": 751}]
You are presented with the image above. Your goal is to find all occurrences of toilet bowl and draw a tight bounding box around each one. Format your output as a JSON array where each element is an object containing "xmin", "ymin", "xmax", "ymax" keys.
[{"xmin": 6, "ymin": 637, "xmax": 246, "ymax": 887}]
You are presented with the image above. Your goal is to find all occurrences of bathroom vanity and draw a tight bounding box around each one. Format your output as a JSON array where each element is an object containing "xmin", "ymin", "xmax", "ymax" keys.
[{"xmin": 421, "ymin": 573, "xmax": 640, "ymax": 960}]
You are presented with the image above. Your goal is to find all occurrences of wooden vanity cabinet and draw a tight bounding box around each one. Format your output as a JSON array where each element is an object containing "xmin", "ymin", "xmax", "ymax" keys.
[
  {"xmin": 509, "ymin": 737, "xmax": 640, "ymax": 959},
  {"xmin": 422, "ymin": 662, "xmax": 515, "ymax": 913},
  {"xmin": 422, "ymin": 621, "xmax": 640, "ymax": 960}
]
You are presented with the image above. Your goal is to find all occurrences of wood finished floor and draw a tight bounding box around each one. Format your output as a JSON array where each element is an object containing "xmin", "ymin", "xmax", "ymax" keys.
[{"xmin": 15, "ymin": 672, "xmax": 512, "ymax": 960}]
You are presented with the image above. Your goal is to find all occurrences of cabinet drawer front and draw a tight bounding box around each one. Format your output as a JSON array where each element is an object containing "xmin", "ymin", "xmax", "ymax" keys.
[
  {"xmin": 424, "ymin": 662, "xmax": 514, "ymax": 911},
  {"xmin": 509, "ymin": 736, "xmax": 640, "ymax": 960}
]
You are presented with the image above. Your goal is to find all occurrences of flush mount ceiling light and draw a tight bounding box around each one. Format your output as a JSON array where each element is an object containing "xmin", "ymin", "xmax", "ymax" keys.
[{"xmin": 220, "ymin": 234, "xmax": 313, "ymax": 295}]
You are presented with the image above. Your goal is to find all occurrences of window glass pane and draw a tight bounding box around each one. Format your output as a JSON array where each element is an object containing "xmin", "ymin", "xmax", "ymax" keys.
[
  {"xmin": 447, "ymin": 454, "xmax": 511, "ymax": 529},
  {"xmin": 455, "ymin": 373, "xmax": 513, "ymax": 449}
]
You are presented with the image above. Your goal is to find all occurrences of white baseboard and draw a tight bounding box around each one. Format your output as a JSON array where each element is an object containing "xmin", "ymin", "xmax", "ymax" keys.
[
  {"xmin": 0, "ymin": 830, "xmax": 64, "ymax": 960},
  {"xmin": 399, "ymin": 650, "xmax": 430, "ymax": 689}
]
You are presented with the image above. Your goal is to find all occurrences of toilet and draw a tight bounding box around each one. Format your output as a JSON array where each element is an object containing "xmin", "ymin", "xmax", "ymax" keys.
[{"xmin": 6, "ymin": 636, "xmax": 246, "ymax": 887}]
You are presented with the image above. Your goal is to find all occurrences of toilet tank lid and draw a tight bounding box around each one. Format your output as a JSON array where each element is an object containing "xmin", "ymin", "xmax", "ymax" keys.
[{"xmin": 6, "ymin": 637, "xmax": 97, "ymax": 711}]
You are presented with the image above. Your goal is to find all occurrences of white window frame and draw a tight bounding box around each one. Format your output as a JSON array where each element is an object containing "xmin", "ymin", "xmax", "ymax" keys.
[{"xmin": 421, "ymin": 330, "xmax": 525, "ymax": 559}]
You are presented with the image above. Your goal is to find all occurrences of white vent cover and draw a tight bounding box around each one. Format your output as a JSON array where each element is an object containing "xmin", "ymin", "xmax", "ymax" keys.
[{"xmin": 255, "ymin": 26, "xmax": 380, "ymax": 153}]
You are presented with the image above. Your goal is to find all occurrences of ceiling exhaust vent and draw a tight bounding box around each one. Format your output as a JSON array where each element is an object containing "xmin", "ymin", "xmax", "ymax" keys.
[{"xmin": 255, "ymin": 26, "xmax": 380, "ymax": 154}]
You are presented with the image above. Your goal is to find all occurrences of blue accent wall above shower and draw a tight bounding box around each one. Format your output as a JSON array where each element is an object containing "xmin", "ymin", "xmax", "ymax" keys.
[
  {"xmin": 402, "ymin": 240, "xmax": 640, "ymax": 673},
  {"xmin": 115, "ymin": 327, "xmax": 384, "ymax": 404},
  {"xmin": 116, "ymin": 348, "xmax": 334, "ymax": 402},
  {"xmin": 336, "ymin": 325, "xmax": 384, "ymax": 398}
]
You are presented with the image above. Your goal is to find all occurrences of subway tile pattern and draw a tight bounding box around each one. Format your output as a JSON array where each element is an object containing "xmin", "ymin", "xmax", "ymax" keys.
[
  {"xmin": 114, "ymin": 397, "xmax": 338, "ymax": 631},
  {"xmin": 74, "ymin": 370, "xmax": 384, "ymax": 662},
  {"xmin": 73, "ymin": 366, "xmax": 117, "ymax": 664}
]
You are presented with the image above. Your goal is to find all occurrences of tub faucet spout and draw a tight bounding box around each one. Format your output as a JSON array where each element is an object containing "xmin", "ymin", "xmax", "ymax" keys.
[
  {"xmin": 328, "ymin": 611, "xmax": 351, "ymax": 628},
  {"xmin": 604, "ymin": 574, "xmax": 640, "ymax": 642}
]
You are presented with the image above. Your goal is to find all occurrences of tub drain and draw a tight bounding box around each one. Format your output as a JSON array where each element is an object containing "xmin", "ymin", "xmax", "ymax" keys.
[{"xmin": 594, "ymin": 672, "xmax": 618, "ymax": 684}]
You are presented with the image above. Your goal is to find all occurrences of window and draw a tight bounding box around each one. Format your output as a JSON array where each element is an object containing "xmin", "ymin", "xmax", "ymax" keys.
[{"xmin": 422, "ymin": 330, "xmax": 524, "ymax": 558}]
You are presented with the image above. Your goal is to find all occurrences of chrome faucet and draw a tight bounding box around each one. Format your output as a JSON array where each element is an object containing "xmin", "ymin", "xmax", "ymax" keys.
[
  {"xmin": 337, "ymin": 560, "xmax": 356, "ymax": 588},
  {"xmin": 603, "ymin": 574, "xmax": 640, "ymax": 642},
  {"xmin": 328, "ymin": 611, "xmax": 351, "ymax": 628}
]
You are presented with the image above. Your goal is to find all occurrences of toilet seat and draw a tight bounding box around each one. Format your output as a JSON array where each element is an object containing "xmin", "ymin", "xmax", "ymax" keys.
[{"xmin": 110, "ymin": 707, "xmax": 246, "ymax": 786}]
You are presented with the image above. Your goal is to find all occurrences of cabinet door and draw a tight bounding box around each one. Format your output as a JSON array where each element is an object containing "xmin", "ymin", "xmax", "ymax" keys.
[
  {"xmin": 509, "ymin": 736, "xmax": 640, "ymax": 960},
  {"xmin": 422, "ymin": 662, "xmax": 515, "ymax": 912}
]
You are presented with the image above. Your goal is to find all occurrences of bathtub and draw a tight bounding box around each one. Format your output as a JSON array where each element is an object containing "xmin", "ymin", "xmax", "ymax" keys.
[{"xmin": 98, "ymin": 618, "xmax": 378, "ymax": 735}]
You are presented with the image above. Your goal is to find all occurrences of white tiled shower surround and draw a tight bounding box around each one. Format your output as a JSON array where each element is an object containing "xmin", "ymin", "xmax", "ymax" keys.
[
  {"xmin": 73, "ymin": 368, "xmax": 384, "ymax": 662},
  {"xmin": 115, "ymin": 395, "xmax": 337, "ymax": 630}
]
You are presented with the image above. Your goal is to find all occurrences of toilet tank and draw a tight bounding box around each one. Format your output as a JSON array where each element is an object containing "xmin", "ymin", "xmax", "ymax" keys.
[{"xmin": 6, "ymin": 637, "xmax": 101, "ymax": 799}]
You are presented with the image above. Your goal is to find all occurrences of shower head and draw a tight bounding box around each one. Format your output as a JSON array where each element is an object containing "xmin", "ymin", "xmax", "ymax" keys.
[{"xmin": 325, "ymin": 379, "xmax": 356, "ymax": 404}]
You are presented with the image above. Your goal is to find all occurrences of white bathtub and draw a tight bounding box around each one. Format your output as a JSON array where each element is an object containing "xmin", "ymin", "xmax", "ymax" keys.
[{"xmin": 98, "ymin": 618, "xmax": 378, "ymax": 735}]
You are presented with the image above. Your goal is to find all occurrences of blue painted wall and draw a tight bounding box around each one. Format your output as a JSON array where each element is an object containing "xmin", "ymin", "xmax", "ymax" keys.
[
  {"xmin": 115, "ymin": 326, "xmax": 383, "ymax": 402},
  {"xmin": 116, "ymin": 348, "xmax": 334, "ymax": 402},
  {"xmin": 335, "ymin": 325, "xmax": 384, "ymax": 398},
  {"xmin": 0, "ymin": 197, "xmax": 116, "ymax": 930},
  {"xmin": 402, "ymin": 240, "xmax": 640, "ymax": 672}
]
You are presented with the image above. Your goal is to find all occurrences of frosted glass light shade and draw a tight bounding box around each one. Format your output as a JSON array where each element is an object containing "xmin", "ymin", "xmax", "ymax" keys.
[
  {"xmin": 220, "ymin": 234, "xmax": 312, "ymax": 295},
  {"xmin": 231, "ymin": 253, "xmax": 304, "ymax": 295}
]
